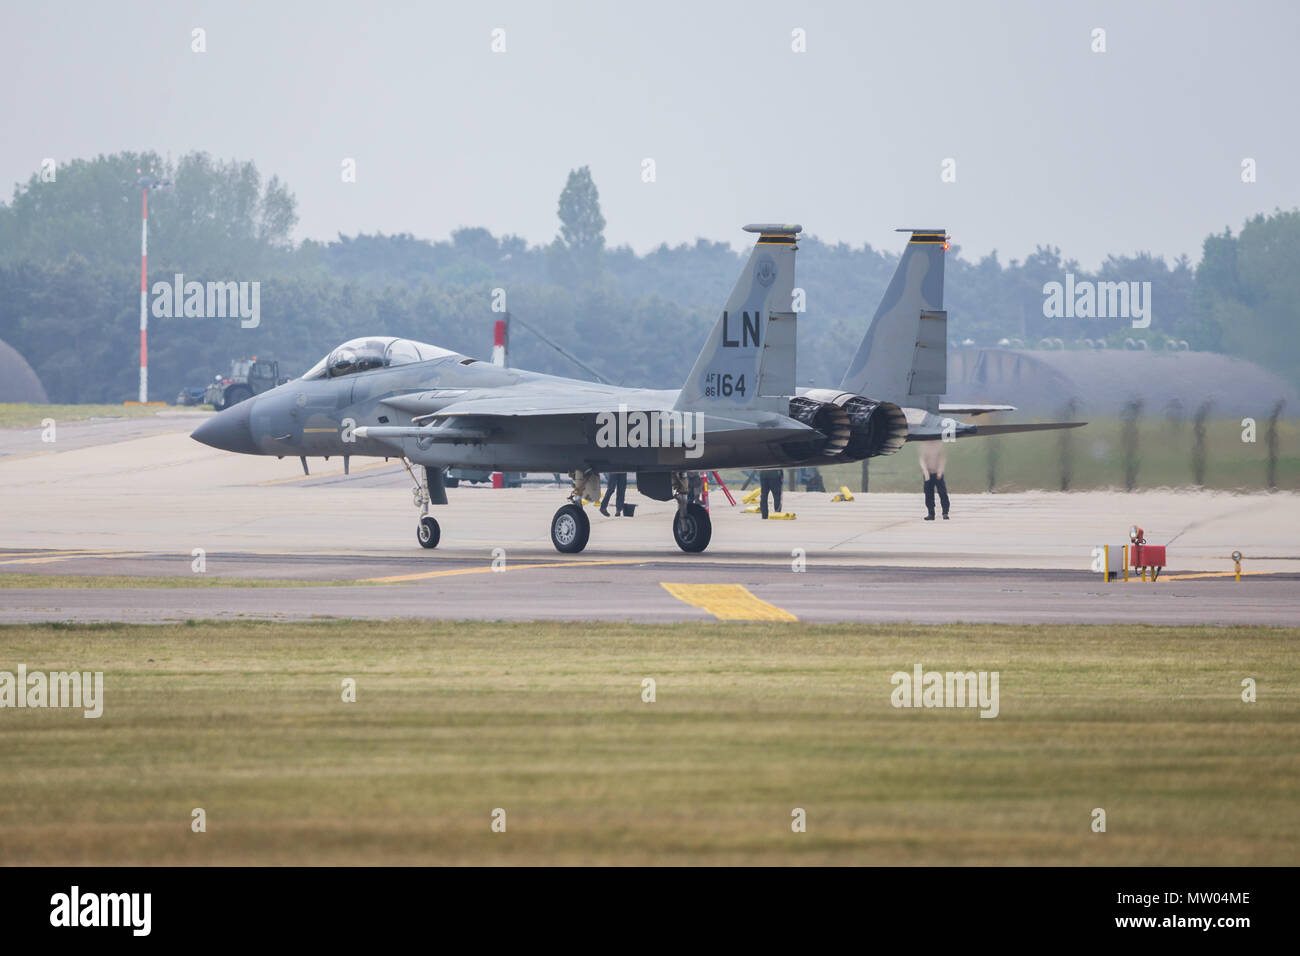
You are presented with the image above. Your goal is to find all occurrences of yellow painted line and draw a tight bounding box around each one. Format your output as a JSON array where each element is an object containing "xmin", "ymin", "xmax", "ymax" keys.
[
  {"xmin": 1152, "ymin": 570, "xmax": 1278, "ymax": 581},
  {"xmin": 660, "ymin": 582, "xmax": 797, "ymax": 622},
  {"xmin": 255, "ymin": 460, "xmax": 398, "ymax": 487},
  {"xmin": 0, "ymin": 450, "xmax": 58, "ymax": 462},
  {"xmin": 0, "ymin": 549, "xmax": 144, "ymax": 561},
  {"xmin": 362, "ymin": 558, "xmax": 644, "ymax": 584},
  {"xmin": 0, "ymin": 551, "xmax": 149, "ymax": 566},
  {"xmin": 0, "ymin": 550, "xmax": 111, "ymax": 559},
  {"xmin": 302, "ymin": 427, "xmax": 337, "ymax": 433}
]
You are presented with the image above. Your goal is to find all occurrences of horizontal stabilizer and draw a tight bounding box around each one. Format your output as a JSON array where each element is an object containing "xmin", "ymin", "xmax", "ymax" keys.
[
  {"xmin": 971, "ymin": 421, "xmax": 1087, "ymax": 436},
  {"xmin": 937, "ymin": 403, "xmax": 1017, "ymax": 416},
  {"xmin": 908, "ymin": 420, "xmax": 1086, "ymax": 441}
]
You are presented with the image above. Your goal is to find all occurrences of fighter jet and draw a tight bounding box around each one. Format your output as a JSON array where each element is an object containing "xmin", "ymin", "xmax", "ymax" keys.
[
  {"xmin": 795, "ymin": 228, "xmax": 1085, "ymax": 450},
  {"xmin": 193, "ymin": 223, "xmax": 918, "ymax": 554}
]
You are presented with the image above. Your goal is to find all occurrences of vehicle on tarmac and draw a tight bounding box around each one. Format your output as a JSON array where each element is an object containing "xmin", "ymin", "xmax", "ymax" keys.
[{"xmin": 204, "ymin": 357, "xmax": 289, "ymax": 411}]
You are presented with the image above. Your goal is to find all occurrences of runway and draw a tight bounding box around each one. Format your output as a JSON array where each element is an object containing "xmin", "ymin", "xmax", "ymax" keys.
[{"xmin": 2, "ymin": 414, "xmax": 1298, "ymax": 626}]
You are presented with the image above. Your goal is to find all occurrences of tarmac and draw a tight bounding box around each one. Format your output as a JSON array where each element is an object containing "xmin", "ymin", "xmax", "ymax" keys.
[{"xmin": 2, "ymin": 413, "xmax": 1298, "ymax": 626}]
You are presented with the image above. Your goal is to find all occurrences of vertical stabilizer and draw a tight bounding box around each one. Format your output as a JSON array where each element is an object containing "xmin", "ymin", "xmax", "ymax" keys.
[
  {"xmin": 675, "ymin": 224, "xmax": 801, "ymax": 413},
  {"xmin": 839, "ymin": 229, "xmax": 947, "ymax": 408}
]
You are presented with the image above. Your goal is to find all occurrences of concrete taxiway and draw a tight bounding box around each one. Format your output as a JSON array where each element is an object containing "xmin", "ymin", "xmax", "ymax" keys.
[
  {"xmin": 2, "ymin": 414, "xmax": 1298, "ymax": 625},
  {"xmin": 1, "ymin": 550, "xmax": 1297, "ymax": 626}
]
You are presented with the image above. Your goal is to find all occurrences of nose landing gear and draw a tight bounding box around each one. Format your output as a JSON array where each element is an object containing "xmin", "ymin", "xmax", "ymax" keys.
[
  {"xmin": 550, "ymin": 503, "xmax": 590, "ymax": 553},
  {"xmin": 418, "ymin": 515, "xmax": 441, "ymax": 549},
  {"xmin": 404, "ymin": 458, "xmax": 445, "ymax": 550}
]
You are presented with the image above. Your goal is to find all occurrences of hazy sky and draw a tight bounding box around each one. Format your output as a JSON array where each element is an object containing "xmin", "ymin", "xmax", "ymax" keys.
[{"xmin": 3, "ymin": 0, "xmax": 1296, "ymax": 267}]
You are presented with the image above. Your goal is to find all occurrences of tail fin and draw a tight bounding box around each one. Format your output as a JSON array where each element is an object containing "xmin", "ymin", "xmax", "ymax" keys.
[
  {"xmin": 675, "ymin": 223, "xmax": 800, "ymax": 413},
  {"xmin": 839, "ymin": 229, "xmax": 947, "ymax": 408}
]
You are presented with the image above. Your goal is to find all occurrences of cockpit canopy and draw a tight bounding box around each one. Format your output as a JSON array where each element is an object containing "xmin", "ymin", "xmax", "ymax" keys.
[{"xmin": 301, "ymin": 337, "xmax": 457, "ymax": 380}]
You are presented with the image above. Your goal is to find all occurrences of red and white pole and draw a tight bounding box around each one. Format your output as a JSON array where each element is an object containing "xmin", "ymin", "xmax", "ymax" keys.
[
  {"xmin": 138, "ymin": 187, "xmax": 149, "ymax": 403},
  {"xmin": 491, "ymin": 315, "xmax": 508, "ymax": 368}
]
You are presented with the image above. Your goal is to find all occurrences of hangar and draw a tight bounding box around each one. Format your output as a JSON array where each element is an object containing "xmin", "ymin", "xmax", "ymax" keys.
[
  {"xmin": 0, "ymin": 338, "xmax": 49, "ymax": 403},
  {"xmin": 946, "ymin": 348, "xmax": 1296, "ymax": 419}
]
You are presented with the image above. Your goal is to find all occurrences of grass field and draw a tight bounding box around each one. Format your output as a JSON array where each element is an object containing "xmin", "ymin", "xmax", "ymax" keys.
[
  {"xmin": 0, "ymin": 403, "xmax": 185, "ymax": 428},
  {"xmin": 1, "ymin": 620, "xmax": 1295, "ymax": 865}
]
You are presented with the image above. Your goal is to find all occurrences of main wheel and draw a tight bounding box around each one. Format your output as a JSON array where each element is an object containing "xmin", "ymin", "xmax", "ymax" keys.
[
  {"xmin": 673, "ymin": 502, "xmax": 712, "ymax": 553},
  {"xmin": 551, "ymin": 503, "xmax": 590, "ymax": 554},
  {"xmin": 417, "ymin": 515, "xmax": 440, "ymax": 549}
]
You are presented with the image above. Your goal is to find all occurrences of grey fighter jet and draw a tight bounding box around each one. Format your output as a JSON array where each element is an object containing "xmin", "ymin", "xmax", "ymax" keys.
[
  {"xmin": 193, "ymin": 223, "xmax": 916, "ymax": 554},
  {"xmin": 796, "ymin": 228, "xmax": 1085, "ymax": 449}
]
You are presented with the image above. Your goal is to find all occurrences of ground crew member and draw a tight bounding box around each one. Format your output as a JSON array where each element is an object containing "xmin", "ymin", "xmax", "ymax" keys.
[
  {"xmin": 919, "ymin": 441, "xmax": 950, "ymax": 520},
  {"xmin": 759, "ymin": 468, "xmax": 783, "ymax": 519},
  {"xmin": 600, "ymin": 472, "xmax": 627, "ymax": 517}
]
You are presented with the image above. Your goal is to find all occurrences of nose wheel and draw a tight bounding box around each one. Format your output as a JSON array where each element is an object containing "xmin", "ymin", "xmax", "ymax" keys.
[
  {"xmin": 417, "ymin": 515, "xmax": 441, "ymax": 549},
  {"xmin": 551, "ymin": 503, "xmax": 590, "ymax": 554},
  {"xmin": 673, "ymin": 501, "xmax": 712, "ymax": 553}
]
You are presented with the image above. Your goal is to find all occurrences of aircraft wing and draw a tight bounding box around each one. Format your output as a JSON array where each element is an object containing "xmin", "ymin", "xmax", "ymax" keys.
[
  {"xmin": 380, "ymin": 388, "xmax": 625, "ymax": 419},
  {"xmin": 429, "ymin": 395, "xmax": 651, "ymax": 418},
  {"xmin": 400, "ymin": 394, "xmax": 811, "ymax": 433},
  {"xmin": 356, "ymin": 394, "xmax": 822, "ymax": 448}
]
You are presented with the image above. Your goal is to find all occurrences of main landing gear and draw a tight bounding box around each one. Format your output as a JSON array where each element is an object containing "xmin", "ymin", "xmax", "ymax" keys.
[
  {"xmin": 550, "ymin": 469, "xmax": 597, "ymax": 554},
  {"xmin": 671, "ymin": 471, "xmax": 711, "ymax": 553},
  {"xmin": 546, "ymin": 468, "xmax": 712, "ymax": 555}
]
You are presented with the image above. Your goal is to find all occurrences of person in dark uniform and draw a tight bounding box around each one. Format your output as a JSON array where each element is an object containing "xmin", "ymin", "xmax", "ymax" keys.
[
  {"xmin": 919, "ymin": 441, "xmax": 950, "ymax": 520},
  {"xmin": 759, "ymin": 468, "xmax": 783, "ymax": 519},
  {"xmin": 600, "ymin": 472, "xmax": 627, "ymax": 516}
]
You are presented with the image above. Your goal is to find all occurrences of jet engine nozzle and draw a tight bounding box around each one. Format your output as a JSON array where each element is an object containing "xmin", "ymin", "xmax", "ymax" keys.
[
  {"xmin": 785, "ymin": 395, "xmax": 852, "ymax": 461},
  {"xmin": 840, "ymin": 395, "xmax": 908, "ymax": 458},
  {"xmin": 796, "ymin": 388, "xmax": 909, "ymax": 460}
]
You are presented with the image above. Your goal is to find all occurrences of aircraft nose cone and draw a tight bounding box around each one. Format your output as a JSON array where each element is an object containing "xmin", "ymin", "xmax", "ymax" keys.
[{"xmin": 191, "ymin": 399, "xmax": 259, "ymax": 454}]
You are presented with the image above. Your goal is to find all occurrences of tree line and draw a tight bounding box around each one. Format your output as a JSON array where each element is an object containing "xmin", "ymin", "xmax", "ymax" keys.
[{"xmin": 0, "ymin": 153, "xmax": 1295, "ymax": 403}]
